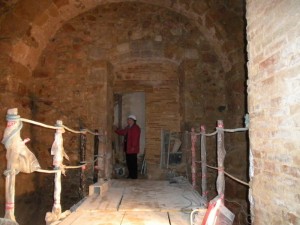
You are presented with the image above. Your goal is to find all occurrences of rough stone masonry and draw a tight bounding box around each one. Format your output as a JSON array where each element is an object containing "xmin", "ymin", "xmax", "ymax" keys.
[{"xmin": 0, "ymin": 1, "xmax": 249, "ymax": 225}]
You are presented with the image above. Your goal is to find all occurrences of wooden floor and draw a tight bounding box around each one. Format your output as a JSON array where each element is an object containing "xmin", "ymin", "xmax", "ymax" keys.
[{"xmin": 59, "ymin": 179, "xmax": 206, "ymax": 225}]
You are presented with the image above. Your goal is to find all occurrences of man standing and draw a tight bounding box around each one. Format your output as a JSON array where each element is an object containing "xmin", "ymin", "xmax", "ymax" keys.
[{"xmin": 115, "ymin": 115, "xmax": 141, "ymax": 179}]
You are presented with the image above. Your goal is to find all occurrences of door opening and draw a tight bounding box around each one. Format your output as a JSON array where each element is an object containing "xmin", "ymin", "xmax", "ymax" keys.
[{"xmin": 113, "ymin": 92, "xmax": 146, "ymax": 177}]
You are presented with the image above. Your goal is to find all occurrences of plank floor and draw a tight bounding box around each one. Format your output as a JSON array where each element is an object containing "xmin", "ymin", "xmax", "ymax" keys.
[{"xmin": 59, "ymin": 179, "xmax": 206, "ymax": 225}]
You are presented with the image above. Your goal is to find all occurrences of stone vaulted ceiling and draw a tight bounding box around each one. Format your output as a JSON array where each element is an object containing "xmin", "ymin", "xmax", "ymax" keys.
[{"xmin": 0, "ymin": 0, "xmax": 245, "ymax": 73}]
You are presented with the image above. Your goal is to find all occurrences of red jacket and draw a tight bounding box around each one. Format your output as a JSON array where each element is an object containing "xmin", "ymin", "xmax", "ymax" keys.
[{"xmin": 115, "ymin": 124, "xmax": 141, "ymax": 154}]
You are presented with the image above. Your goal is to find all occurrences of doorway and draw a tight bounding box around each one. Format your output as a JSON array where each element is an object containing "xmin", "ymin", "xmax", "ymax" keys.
[{"xmin": 113, "ymin": 92, "xmax": 146, "ymax": 175}]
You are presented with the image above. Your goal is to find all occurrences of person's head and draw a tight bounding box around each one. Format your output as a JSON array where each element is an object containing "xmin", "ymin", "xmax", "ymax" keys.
[{"xmin": 127, "ymin": 115, "xmax": 137, "ymax": 126}]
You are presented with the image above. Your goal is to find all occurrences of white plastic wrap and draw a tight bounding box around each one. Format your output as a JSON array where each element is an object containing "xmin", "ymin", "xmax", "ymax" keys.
[
  {"xmin": 2, "ymin": 113, "xmax": 40, "ymax": 174},
  {"xmin": 46, "ymin": 121, "xmax": 70, "ymax": 225},
  {"xmin": 2, "ymin": 109, "xmax": 41, "ymax": 221}
]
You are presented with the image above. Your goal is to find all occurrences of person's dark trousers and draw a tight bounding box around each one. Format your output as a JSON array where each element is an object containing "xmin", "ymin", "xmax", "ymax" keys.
[{"xmin": 126, "ymin": 153, "xmax": 138, "ymax": 179}]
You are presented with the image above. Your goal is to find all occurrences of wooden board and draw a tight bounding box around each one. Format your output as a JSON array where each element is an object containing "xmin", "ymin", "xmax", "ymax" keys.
[
  {"xmin": 119, "ymin": 184, "xmax": 159, "ymax": 212},
  {"xmin": 168, "ymin": 210, "xmax": 207, "ymax": 225},
  {"xmin": 98, "ymin": 187, "xmax": 124, "ymax": 211},
  {"xmin": 156, "ymin": 184, "xmax": 203, "ymax": 211},
  {"xmin": 59, "ymin": 179, "xmax": 205, "ymax": 225},
  {"xmin": 76, "ymin": 194, "xmax": 102, "ymax": 211},
  {"xmin": 60, "ymin": 211, "xmax": 125, "ymax": 225},
  {"xmin": 121, "ymin": 211, "xmax": 170, "ymax": 225},
  {"xmin": 118, "ymin": 179, "xmax": 203, "ymax": 212},
  {"xmin": 168, "ymin": 212, "xmax": 190, "ymax": 225},
  {"xmin": 59, "ymin": 211, "xmax": 84, "ymax": 225},
  {"xmin": 77, "ymin": 187, "xmax": 124, "ymax": 212}
]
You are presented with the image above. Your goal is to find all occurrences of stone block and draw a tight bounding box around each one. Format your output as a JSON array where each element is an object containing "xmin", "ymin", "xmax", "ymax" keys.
[
  {"xmin": 0, "ymin": 13, "xmax": 30, "ymax": 38},
  {"xmin": 184, "ymin": 48, "xmax": 199, "ymax": 59},
  {"xmin": 53, "ymin": 0, "xmax": 69, "ymax": 9},
  {"xmin": 116, "ymin": 43, "xmax": 130, "ymax": 54}
]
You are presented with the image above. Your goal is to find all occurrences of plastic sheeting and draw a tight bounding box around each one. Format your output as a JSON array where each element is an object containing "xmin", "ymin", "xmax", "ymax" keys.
[
  {"xmin": 0, "ymin": 218, "xmax": 19, "ymax": 225},
  {"xmin": 2, "ymin": 118, "xmax": 40, "ymax": 174},
  {"xmin": 51, "ymin": 126, "xmax": 69, "ymax": 174},
  {"xmin": 2, "ymin": 109, "xmax": 41, "ymax": 222},
  {"xmin": 46, "ymin": 123, "xmax": 70, "ymax": 225}
]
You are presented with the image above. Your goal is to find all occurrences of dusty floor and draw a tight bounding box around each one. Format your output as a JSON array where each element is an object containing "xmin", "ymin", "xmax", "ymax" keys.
[{"xmin": 59, "ymin": 179, "xmax": 206, "ymax": 225}]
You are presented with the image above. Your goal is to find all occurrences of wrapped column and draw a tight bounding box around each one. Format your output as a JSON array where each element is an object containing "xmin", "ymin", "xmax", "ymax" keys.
[
  {"xmin": 51, "ymin": 120, "xmax": 66, "ymax": 219},
  {"xmin": 2, "ymin": 108, "xmax": 40, "ymax": 221},
  {"xmin": 216, "ymin": 120, "xmax": 225, "ymax": 203}
]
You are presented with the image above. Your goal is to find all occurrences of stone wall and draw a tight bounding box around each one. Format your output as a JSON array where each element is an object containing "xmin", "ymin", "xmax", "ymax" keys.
[
  {"xmin": 113, "ymin": 61, "xmax": 181, "ymax": 168},
  {"xmin": 29, "ymin": 2, "xmax": 235, "ymax": 180},
  {"xmin": 0, "ymin": 1, "xmax": 248, "ymax": 224},
  {"xmin": 247, "ymin": 1, "xmax": 300, "ymax": 224}
]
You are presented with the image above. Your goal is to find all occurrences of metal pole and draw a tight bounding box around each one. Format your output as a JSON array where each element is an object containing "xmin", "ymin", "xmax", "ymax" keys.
[
  {"xmin": 200, "ymin": 125, "xmax": 208, "ymax": 206},
  {"xmin": 191, "ymin": 128, "xmax": 197, "ymax": 190},
  {"xmin": 79, "ymin": 131, "xmax": 87, "ymax": 198},
  {"xmin": 216, "ymin": 120, "xmax": 225, "ymax": 203},
  {"xmin": 93, "ymin": 129, "xmax": 99, "ymax": 183}
]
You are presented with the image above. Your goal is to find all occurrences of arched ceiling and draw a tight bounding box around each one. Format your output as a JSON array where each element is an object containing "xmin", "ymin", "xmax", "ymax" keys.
[
  {"xmin": 36, "ymin": 2, "xmax": 206, "ymax": 72},
  {"xmin": 0, "ymin": 0, "xmax": 244, "ymax": 73}
]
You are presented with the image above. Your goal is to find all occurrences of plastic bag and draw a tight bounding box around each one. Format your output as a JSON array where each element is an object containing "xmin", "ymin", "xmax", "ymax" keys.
[{"xmin": 2, "ymin": 119, "xmax": 40, "ymax": 173}]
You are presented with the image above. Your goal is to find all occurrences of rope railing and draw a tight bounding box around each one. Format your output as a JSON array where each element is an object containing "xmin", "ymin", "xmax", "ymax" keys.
[
  {"xmin": 222, "ymin": 127, "xmax": 249, "ymax": 133},
  {"xmin": 19, "ymin": 118, "xmax": 100, "ymax": 135},
  {"xmin": 2, "ymin": 108, "xmax": 103, "ymax": 224},
  {"xmin": 62, "ymin": 126, "xmax": 99, "ymax": 135},
  {"xmin": 35, "ymin": 157, "xmax": 101, "ymax": 173},
  {"xmin": 191, "ymin": 127, "xmax": 248, "ymax": 136},
  {"xmin": 189, "ymin": 115, "xmax": 250, "ymax": 206},
  {"xmin": 20, "ymin": 118, "xmax": 58, "ymax": 130},
  {"xmin": 195, "ymin": 161, "xmax": 249, "ymax": 187}
]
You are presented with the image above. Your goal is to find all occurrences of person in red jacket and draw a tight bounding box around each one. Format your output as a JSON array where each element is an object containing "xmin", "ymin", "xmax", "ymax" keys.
[{"xmin": 115, "ymin": 115, "xmax": 141, "ymax": 179}]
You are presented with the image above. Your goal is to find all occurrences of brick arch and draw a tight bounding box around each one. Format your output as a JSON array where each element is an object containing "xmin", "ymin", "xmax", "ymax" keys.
[
  {"xmin": 0, "ymin": 0, "xmax": 236, "ymax": 72},
  {"xmin": 108, "ymin": 41, "xmax": 199, "ymax": 66}
]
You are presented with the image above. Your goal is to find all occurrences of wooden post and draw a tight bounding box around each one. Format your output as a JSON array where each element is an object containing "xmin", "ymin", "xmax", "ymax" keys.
[
  {"xmin": 51, "ymin": 120, "xmax": 65, "ymax": 219},
  {"xmin": 191, "ymin": 128, "xmax": 197, "ymax": 190},
  {"xmin": 98, "ymin": 129, "xmax": 106, "ymax": 181},
  {"xmin": 3, "ymin": 108, "xmax": 40, "ymax": 222},
  {"xmin": 3, "ymin": 108, "xmax": 19, "ymax": 221},
  {"xmin": 117, "ymin": 95, "xmax": 123, "ymax": 160},
  {"xmin": 79, "ymin": 131, "xmax": 87, "ymax": 198},
  {"xmin": 200, "ymin": 125, "xmax": 208, "ymax": 206},
  {"xmin": 104, "ymin": 131, "xmax": 112, "ymax": 180},
  {"xmin": 183, "ymin": 131, "xmax": 190, "ymax": 181},
  {"xmin": 4, "ymin": 171, "xmax": 16, "ymax": 221},
  {"xmin": 53, "ymin": 170, "xmax": 62, "ymax": 216},
  {"xmin": 216, "ymin": 120, "xmax": 225, "ymax": 203},
  {"xmin": 93, "ymin": 129, "xmax": 99, "ymax": 183}
]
